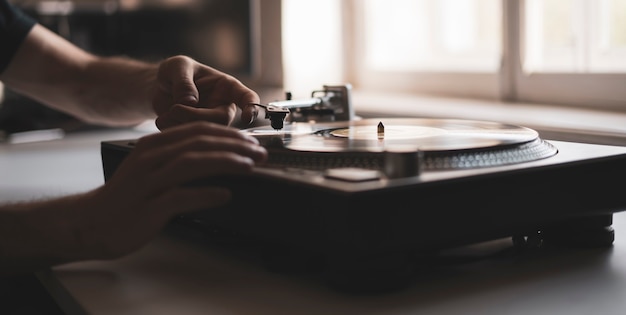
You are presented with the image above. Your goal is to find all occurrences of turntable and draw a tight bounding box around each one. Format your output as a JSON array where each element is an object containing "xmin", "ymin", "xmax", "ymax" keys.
[{"xmin": 101, "ymin": 85, "xmax": 626, "ymax": 293}]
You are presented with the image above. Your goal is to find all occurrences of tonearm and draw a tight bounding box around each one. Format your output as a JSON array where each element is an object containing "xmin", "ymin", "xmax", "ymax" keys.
[{"xmin": 253, "ymin": 84, "xmax": 354, "ymax": 130}]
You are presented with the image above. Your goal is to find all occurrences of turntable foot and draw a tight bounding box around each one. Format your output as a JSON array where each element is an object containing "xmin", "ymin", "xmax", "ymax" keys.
[
  {"xmin": 514, "ymin": 215, "xmax": 615, "ymax": 249},
  {"xmin": 541, "ymin": 225, "xmax": 615, "ymax": 248}
]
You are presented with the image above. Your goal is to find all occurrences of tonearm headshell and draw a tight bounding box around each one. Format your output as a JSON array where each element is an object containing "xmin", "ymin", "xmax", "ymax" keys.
[{"xmin": 253, "ymin": 84, "xmax": 354, "ymax": 130}]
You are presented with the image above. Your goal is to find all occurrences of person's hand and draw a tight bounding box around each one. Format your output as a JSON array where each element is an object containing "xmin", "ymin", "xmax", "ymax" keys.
[
  {"xmin": 73, "ymin": 121, "xmax": 267, "ymax": 259},
  {"xmin": 152, "ymin": 55, "xmax": 260, "ymax": 130}
]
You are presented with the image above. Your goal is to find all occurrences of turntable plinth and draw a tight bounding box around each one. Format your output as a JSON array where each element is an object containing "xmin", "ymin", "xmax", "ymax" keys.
[{"xmin": 100, "ymin": 118, "xmax": 626, "ymax": 293}]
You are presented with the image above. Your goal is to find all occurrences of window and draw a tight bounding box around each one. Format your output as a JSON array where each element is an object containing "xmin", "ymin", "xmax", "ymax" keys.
[
  {"xmin": 283, "ymin": 0, "xmax": 626, "ymax": 111},
  {"xmin": 351, "ymin": 0, "xmax": 626, "ymax": 110},
  {"xmin": 361, "ymin": 0, "xmax": 501, "ymax": 73},
  {"xmin": 524, "ymin": 0, "xmax": 626, "ymax": 73},
  {"xmin": 516, "ymin": 0, "xmax": 626, "ymax": 110}
]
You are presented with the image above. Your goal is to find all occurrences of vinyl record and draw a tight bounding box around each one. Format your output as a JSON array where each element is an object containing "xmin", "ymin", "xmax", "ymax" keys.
[
  {"xmin": 242, "ymin": 118, "xmax": 558, "ymax": 170},
  {"xmin": 245, "ymin": 118, "xmax": 539, "ymax": 151}
]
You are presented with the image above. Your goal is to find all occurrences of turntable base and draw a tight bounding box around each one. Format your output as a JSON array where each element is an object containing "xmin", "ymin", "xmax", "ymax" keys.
[{"xmin": 101, "ymin": 118, "xmax": 626, "ymax": 293}]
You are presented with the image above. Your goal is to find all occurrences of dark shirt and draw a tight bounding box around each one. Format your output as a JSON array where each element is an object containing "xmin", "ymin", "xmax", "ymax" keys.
[{"xmin": 0, "ymin": 0, "xmax": 35, "ymax": 74}]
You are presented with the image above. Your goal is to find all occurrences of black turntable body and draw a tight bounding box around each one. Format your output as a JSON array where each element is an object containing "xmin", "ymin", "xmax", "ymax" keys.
[
  {"xmin": 101, "ymin": 86, "xmax": 626, "ymax": 292},
  {"xmin": 102, "ymin": 124, "xmax": 626, "ymax": 251}
]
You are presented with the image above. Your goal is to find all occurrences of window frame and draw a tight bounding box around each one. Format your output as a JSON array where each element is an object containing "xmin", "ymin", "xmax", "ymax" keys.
[{"xmin": 343, "ymin": 0, "xmax": 626, "ymax": 112}]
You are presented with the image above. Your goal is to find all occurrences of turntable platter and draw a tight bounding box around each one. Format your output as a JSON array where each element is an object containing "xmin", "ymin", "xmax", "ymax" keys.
[{"xmin": 243, "ymin": 118, "xmax": 558, "ymax": 170}]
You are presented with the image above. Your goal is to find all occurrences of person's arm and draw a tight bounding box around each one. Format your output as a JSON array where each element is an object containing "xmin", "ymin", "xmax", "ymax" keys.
[
  {"xmin": 0, "ymin": 24, "xmax": 157, "ymax": 126},
  {"xmin": 0, "ymin": 23, "xmax": 260, "ymax": 128},
  {"xmin": 0, "ymin": 122, "xmax": 268, "ymax": 275}
]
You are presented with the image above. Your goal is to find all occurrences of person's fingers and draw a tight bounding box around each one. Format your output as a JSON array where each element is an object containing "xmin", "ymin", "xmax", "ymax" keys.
[
  {"xmin": 195, "ymin": 75, "xmax": 260, "ymax": 125},
  {"xmin": 117, "ymin": 123, "xmax": 266, "ymax": 196},
  {"xmin": 153, "ymin": 56, "xmax": 261, "ymax": 128},
  {"xmin": 137, "ymin": 121, "xmax": 259, "ymax": 149},
  {"xmin": 158, "ymin": 56, "xmax": 200, "ymax": 106},
  {"xmin": 240, "ymin": 103, "xmax": 260, "ymax": 126},
  {"xmin": 133, "ymin": 134, "xmax": 267, "ymax": 174},
  {"xmin": 111, "ymin": 148, "xmax": 247, "ymax": 200},
  {"xmin": 148, "ymin": 153, "xmax": 252, "ymax": 196},
  {"xmin": 154, "ymin": 104, "xmax": 237, "ymax": 129},
  {"xmin": 232, "ymin": 87, "xmax": 261, "ymax": 126},
  {"xmin": 172, "ymin": 75, "xmax": 199, "ymax": 106}
]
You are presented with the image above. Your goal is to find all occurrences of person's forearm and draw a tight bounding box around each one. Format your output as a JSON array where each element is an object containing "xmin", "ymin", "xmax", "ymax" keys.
[
  {"xmin": 0, "ymin": 195, "xmax": 88, "ymax": 276},
  {"xmin": 0, "ymin": 24, "xmax": 157, "ymax": 127},
  {"xmin": 74, "ymin": 55, "xmax": 158, "ymax": 126}
]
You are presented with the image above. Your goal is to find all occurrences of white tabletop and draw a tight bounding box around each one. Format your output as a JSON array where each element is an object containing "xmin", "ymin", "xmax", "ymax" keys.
[
  {"xmin": 45, "ymin": 223, "xmax": 626, "ymax": 315},
  {"xmin": 3, "ymin": 126, "xmax": 626, "ymax": 315}
]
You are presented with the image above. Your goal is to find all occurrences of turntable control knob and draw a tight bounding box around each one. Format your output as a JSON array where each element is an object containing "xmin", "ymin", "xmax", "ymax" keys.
[{"xmin": 384, "ymin": 149, "xmax": 421, "ymax": 178}]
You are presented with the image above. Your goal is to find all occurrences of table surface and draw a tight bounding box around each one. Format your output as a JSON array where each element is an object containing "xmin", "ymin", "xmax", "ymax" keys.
[{"xmin": 3, "ymin": 126, "xmax": 626, "ymax": 315}]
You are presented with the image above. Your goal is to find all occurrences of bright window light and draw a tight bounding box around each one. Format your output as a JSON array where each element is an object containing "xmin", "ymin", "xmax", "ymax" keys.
[
  {"xmin": 363, "ymin": 0, "xmax": 501, "ymax": 72},
  {"xmin": 524, "ymin": 0, "xmax": 626, "ymax": 73},
  {"xmin": 282, "ymin": 0, "xmax": 343, "ymax": 98}
]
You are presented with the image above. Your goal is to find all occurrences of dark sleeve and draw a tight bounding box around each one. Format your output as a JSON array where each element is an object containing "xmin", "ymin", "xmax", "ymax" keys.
[{"xmin": 0, "ymin": 0, "xmax": 36, "ymax": 74}]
